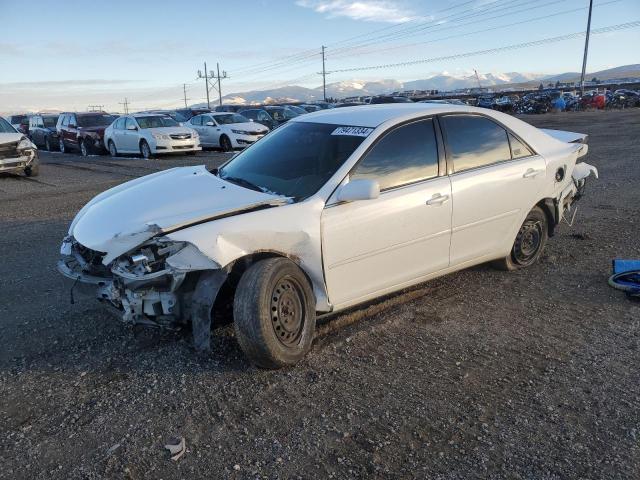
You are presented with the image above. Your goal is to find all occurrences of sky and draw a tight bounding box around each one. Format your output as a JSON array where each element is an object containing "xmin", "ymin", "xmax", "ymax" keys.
[{"xmin": 0, "ymin": 0, "xmax": 638, "ymax": 113}]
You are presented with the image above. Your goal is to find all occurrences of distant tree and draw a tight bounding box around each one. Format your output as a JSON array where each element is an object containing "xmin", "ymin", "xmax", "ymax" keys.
[
  {"xmin": 555, "ymin": 80, "xmax": 560, "ymax": 88},
  {"xmin": 538, "ymin": 82, "xmax": 544, "ymax": 90},
  {"xmin": 591, "ymin": 77, "xmax": 599, "ymax": 84}
]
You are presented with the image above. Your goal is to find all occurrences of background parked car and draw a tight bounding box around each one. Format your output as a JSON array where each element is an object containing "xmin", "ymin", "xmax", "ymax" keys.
[
  {"xmin": 142, "ymin": 109, "xmax": 190, "ymax": 125},
  {"xmin": 214, "ymin": 105, "xmax": 248, "ymax": 113},
  {"xmin": 284, "ymin": 105, "xmax": 308, "ymax": 116},
  {"xmin": 369, "ymin": 96, "xmax": 413, "ymax": 104},
  {"xmin": 0, "ymin": 116, "xmax": 39, "ymax": 176},
  {"xmin": 262, "ymin": 105, "xmax": 299, "ymax": 125},
  {"xmin": 300, "ymin": 104, "xmax": 322, "ymax": 112},
  {"xmin": 29, "ymin": 114, "xmax": 60, "ymax": 151},
  {"xmin": 174, "ymin": 107, "xmax": 212, "ymax": 121},
  {"xmin": 238, "ymin": 108, "xmax": 277, "ymax": 130},
  {"xmin": 7, "ymin": 114, "xmax": 30, "ymax": 135},
  {"xmin": 104, "ymin": 114, "xmax": 200, "ymax": 159},
  {"xmin": 57, "ymin": 112, "xmax": 117, "ymax": 156},
  {"xmin": 187, "ymin": 112, "xmax": 268, "ymax": 151}
]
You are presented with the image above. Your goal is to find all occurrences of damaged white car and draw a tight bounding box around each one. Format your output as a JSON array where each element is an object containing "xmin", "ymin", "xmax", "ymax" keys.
[
  {"xmin": 0, "ymin": 117, "xmax": 39, "ymax": 176},
  {"xmin": 58, "ymin": 104, "xmax": 597, "ymax": 368}
]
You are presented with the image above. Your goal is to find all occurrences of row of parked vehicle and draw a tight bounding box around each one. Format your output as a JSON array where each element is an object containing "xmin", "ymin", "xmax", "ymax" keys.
[
  {"xmin": 5, "ymin": 102, "xmax": 334, "ymax": 159},
  {"xmin": 475, "ymin": 89, "xmax": 640, "ymax": 114}
]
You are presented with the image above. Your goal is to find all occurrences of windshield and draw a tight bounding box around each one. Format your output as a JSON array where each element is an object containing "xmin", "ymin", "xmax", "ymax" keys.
[
  {"xmin": 10, "ymin": 115, "xmax": 28, "ymax": 124},
  {"xmin": 77, "ymin": 114, "xmax": 116, "ymax": 127},
  {"xmin": 267, "ymin": 107, "xmax": 298, "ymax": 121},
  {"xmin": 286, "ymin": 106, "xmax": 306, "ymax": 115},
  {"xmin": 213, "ymin": 114, "xmax": 250, "ymax": 125},
  {"xmin": 0, "ymin": 117, "xmax": 17, "ymax": 133},
  {"xmin": 218, "ymin": 122, "xmax": 367, "ymax": 201},
  {"xmin": 43, "ymin": 116, "xmax": 59, "ymax": 127},
  {"xmin": 136, "ymin": 116, "xmax": 179, "ymax": 128}
]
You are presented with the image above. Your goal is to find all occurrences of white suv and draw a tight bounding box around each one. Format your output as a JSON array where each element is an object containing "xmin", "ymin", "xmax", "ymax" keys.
[{"xmin": 104, "ymin": 114, "xmax": 200, "ymax": 159}]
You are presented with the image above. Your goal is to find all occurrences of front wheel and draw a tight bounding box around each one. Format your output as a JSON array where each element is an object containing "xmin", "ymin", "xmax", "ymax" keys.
[
  {"xmin": 493, "ymin": 206, "xmax": 548, "ymax": 271},
  {"xmin": 59, "ymin": 138, "xmax": 66, "ymax": 154},
  {"xmin": 140, "ymin": 140, "xmax": 153, "ymax": 159},
  {"xmin": 234, "ymin": 258, "xmax": 316, "ymax": 369},
  {"xmin": 44, "ymin": 136, "xmax": 52, "ymax": 151},
  {"xmin": 219, "ymin": 135, "xmax": 232, "ymax": 152},
  {"xmin": 108, "ymin": 140, "xmax": 118, "ymax": 157},
  {"xmin": 80, "ymin": 139, "xmax": 90, "ymax": 157}
]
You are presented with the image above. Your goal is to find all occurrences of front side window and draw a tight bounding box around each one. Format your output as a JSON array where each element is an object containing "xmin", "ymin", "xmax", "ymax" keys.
[
  {"xmin": 350, "ymin": 119, "xmax": 439, "ymax": 190},
  {"xmin": 136, "ymin": 116, "xmax": 179, "ymax": 129},
  {"xmin": 124, "ymin": 117, "xmax": 136, "ymax": 130},
  {"xmin": 43, "ymin": 116, "xmax": 58, "ymax": 128},
  {"xmin": 218, "ymin": 122, "xmax": 366, "ymax": 201},
  {"xmin": 213, "ymin": 114, "xmax": 249, "ymax": 125},
  {"xmin": 442, "ymin": 115, "xmax": 511, "ymax": 173}
]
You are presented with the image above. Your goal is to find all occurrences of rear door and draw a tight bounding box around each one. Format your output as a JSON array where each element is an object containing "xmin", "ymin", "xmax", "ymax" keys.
[
  {"xmin": 122, "ymin": 117, "xmax": 139, "ymax": 152},
  {"xmin": 322, "ymin": 118, "xmax": 452, "ymax": 308},
  {"xmin": 440, "ymin": 114, "xmax": 546, "ymax": 266}
]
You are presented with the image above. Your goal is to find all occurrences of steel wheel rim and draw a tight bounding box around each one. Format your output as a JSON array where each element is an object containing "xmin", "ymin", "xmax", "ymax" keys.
[
  {"xmin": 142, "ymin": 143, "xmax": 150, "ymax": 158},
  {"xmin": 270, "ymin": 276, "xmax": 305, "ymax": 347},
  {"xmin": 222, "ymin": 137, "xmax": 231, "ymax": 151},
  {"xmin": 513, "ymin": 219, "xmax": 543, "ymax": 265}
]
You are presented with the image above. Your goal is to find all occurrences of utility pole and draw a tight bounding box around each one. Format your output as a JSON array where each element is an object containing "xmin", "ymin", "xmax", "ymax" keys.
[
  {"xmin": 321, "ymin": 46, "xmax": 327, "ymax": 102},
  {"xmin": 197, "ymin": 62, "xmax": 229, "ymax": 108},
  {"xmin": 183, "ymin": 84, "xmax": 190, "ymax": 108},
  {"xmin": 580, "ymin": 0, "xmax": 594, "ymax": 96},
  {"xmin": 118, "ymin": 98, "xmax": 129, "ymax": 114}
]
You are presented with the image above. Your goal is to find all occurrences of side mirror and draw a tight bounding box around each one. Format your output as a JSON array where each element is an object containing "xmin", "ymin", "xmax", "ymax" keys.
[
  {"xmin": 126, "ymin": 124, "xmax": 137, "ymax": 131},
  {"xmin": 336, "ymin": 179, "xmax": 380, "ymax": 203},
  {"xmin": 249, "ymin": 118, "xmax": 254, "ymax": 122},
  {"xmin": 206, "ymin": 121, "xmax": 215, "ymax": 126}
]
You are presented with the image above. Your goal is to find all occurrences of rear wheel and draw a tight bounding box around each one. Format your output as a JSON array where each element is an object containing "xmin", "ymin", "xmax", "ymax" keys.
[
  {"xmin": 234, "ymin": 258, "xmax": 316, "ymax": 369},
  {"xmin": 140, "ymin": 140, "xmax": 153, "ymax": 159},
  {"xmin": 493, "ymin": 206, "xmax": 548, "ymax": 271}
]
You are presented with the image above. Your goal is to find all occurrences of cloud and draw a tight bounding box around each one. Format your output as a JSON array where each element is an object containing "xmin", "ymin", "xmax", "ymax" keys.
[{"xmin": 296, "ymin": 0, "xmax": 415, "ymax": 23}]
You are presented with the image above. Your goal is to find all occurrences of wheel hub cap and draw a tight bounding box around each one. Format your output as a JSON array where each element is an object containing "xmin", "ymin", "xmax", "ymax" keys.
[{"xmin": 271, "ymin": 277, "xmax": 304, "ymax": 347}]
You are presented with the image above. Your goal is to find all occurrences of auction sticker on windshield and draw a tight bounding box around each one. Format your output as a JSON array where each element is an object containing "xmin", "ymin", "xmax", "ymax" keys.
[{"xmin": 331, "ymin": 126, "xmax": 374, "ymax": 137}]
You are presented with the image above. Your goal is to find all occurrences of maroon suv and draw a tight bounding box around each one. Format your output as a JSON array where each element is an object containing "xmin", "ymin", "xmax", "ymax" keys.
[{"xmin": 56, "ymin": 112, "xmax": 117, "ymax": 156}]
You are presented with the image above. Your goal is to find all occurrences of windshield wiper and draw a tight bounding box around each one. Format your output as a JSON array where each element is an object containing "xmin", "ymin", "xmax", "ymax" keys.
[{"xmin": 221, "ymin": 175, "xmax": 265, "ymax": 193}]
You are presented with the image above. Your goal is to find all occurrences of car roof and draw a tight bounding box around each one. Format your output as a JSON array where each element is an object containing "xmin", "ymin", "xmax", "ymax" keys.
[
  {"xmin": 290, "ymin": 103, "xmax": 475, "ymax": 127},
  {"xmin": 132, "ymin": 113, "xmax": 168, "ymax": 117}
]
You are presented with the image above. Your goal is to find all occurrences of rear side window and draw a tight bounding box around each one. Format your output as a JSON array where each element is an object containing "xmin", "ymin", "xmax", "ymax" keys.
[
  {"xmin": 509, "ymin": 133, "xmax": 533, "ymax": 159},
  {"xmin": 351, "ymin": 119, "xmax": 439, "ymax": 190},
  {"xmin": 442, "ymin": 115, "xmax": 511, "ymax": 173}
]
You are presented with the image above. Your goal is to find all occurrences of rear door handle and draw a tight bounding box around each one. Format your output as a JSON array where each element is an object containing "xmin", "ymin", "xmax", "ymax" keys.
[
  {"xmin": 523, "ymin": 168, "xmax": 543, "ymax": 179},
  {"xmin": 426, "ymin": 193, "xmax": 450, "ymax": 206}
]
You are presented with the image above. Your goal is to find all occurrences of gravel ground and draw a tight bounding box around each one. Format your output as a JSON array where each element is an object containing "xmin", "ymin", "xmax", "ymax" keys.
[{"xmin": 1, "ymin": 110, "xmax": 639, "ymax": 479}]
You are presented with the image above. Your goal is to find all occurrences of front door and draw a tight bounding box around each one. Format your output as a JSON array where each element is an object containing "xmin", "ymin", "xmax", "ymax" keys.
[
  {"xmin": 321, "ymin": 118, "xmax": 452, "ymax": 308},
  {"xmin": 440, "ymin": 114, "xmax": 547, "ymax": 266}
]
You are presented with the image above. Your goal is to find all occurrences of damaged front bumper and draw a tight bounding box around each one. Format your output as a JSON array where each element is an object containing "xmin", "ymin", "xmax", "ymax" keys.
[{"xmin": 57, "ymin": 236, "xmax": 219, "ymax": 328}]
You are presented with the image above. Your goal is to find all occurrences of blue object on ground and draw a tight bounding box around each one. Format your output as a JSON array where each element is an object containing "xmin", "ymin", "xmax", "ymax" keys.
[{"xmin": 609, "ymin": 259, "xmax": 640, "ymax": 297}]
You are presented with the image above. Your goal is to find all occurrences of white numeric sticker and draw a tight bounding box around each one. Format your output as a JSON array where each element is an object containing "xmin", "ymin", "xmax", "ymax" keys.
[{"xmin": 331, "ymin": 126, "xmax": 374, "ymax": 137}]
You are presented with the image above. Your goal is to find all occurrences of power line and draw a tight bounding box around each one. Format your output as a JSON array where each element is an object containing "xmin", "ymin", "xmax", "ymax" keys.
[
  {"xmin": 326, "ymin": 0, "xmax": 620, "ymax": 62},
  {"xmin": 325, "ymin": 21, "xmax": 640, "ymax": 74},
  {"xmin": 197, "ymin": 62, "xmax": 229, "ymax": 107}
]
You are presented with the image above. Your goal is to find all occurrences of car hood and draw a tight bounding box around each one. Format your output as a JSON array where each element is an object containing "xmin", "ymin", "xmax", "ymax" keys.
[
  {"xmin": 70, "ymin": 165, "xmax": 288, "ymax": 264},
  {"xmin": 225, "ymin": 122, "xmax": 268, "ymax": 133},
  {"xmin": 0, "ymin": 132, "xmax": 24, "ymax": 144},
  {"xmin": 145, "ymin": 126, "xmax": 194, "ymax": 136}
]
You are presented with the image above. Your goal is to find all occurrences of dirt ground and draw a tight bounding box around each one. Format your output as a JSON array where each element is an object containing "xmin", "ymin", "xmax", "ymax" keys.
[{"xmin": 1, "ymin": 110, "xmax": 639, "ymax": 479}]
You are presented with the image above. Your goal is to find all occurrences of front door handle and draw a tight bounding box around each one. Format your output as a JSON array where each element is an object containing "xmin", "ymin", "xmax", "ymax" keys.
[
  {"xmin": 426, "ymin": 193, "xmax": 450, "ymax": 206},
  {"xmin": 523, "ymin": 168, "xmax": 543, "ymax": 179}
]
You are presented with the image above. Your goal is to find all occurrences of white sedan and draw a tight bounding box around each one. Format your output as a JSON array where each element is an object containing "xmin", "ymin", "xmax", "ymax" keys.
[
  {"xmin": 187, "ymin": 112, "xmax": 268, "ymax": 151},
  {"xmin": 104, "ymin": 114, "xmax": 201, "ymax": 159},
  {"xmin": 58, "ymin": 104, "xmax": 597, "ymax": 368}
]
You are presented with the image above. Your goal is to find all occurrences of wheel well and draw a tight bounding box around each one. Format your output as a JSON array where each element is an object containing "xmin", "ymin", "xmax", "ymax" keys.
[
  {"xmin": 211, "ymin": 251, "xmax": 312, "ymax": 326},
  {"xmin": 536, "ymin": 198, "xmax": 557, "ymax": 237}
]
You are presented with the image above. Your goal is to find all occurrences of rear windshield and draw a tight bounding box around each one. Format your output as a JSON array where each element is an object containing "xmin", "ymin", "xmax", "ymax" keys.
[
  {"xmin": 43, "ymin": 116, "xmax": 59, "ymax": 127},
  {"xmin": 77, "ymin": 114, "xmax": 116, "ymax": 127},
  {"xmin": 218, "ymin": 122, "xmax": 367, "ymax": 201},
  {"xmin": 136, "ymin": 116, "xmax": 179, "ymax": 128}
]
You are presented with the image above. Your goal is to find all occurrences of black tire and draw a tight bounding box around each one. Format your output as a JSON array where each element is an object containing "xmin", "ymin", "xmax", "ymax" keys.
[
  {"xmin": 220, "ymin": 135, "xmax": 232, "ymax": 152},
  {"xmin": 493, "ymin": 206, "xmax": 548, "ymax": 271},
  {"xmin": 108, "ymin": 140, "xmax": 118, "ymax": 157},
  {"xmin": 44, "ymin": 136, "xmax": 52, "ymax": 152},
  {"xmin": 80, "ymin": 139, "xmax": 90, "ymax": 157},
  {"xmin": 25, "ymin": 159, "xmax": 39, "ymax": 177},
  {"xmin": 140, "ymin": 140, "xmax": 153, "ymax": 159},
  {"xmin": 59, "ymin": 138, "xmax": 66, "ymax": 154},
  {"xmin": 234, "ymin": 258, "xmax": 316, "ymax": 369}
]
